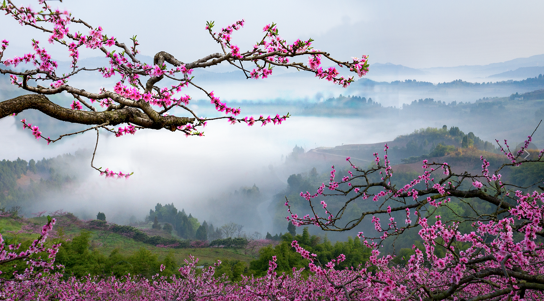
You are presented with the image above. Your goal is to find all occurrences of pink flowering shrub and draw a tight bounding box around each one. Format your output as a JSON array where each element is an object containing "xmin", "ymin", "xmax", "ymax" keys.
[
  {"xmin": 190, "ymin": 240, "xmax": 210, "ymax": 248},
  {"xmin": 243, "ymin": 239, "xmax": 279, "ymax": 257},
  {"xmin": 0, "ymin": 216, "xmax": 60, "ymax": 282}
]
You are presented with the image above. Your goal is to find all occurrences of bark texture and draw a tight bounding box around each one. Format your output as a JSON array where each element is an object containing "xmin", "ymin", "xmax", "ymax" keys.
[{"xmin": 0, "ymin": 94, "xmax": 195, "ymax": 129}]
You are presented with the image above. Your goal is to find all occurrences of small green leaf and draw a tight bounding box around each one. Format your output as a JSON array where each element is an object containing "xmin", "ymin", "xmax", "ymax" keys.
[{"xmin": 47, "ymin": 215, "xmax": 52, "ymax": 223}]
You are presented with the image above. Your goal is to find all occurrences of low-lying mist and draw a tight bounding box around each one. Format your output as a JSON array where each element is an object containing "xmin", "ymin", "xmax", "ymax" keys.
[
  {"xmin": 2, "ymin": 99, "xmax": 542, "ymax": 239},
  {"xmin": 1, "ymin": 113, "xmax": 434, "ymax": 234},
  {"xmin": 2, "ymin": 54, "xmax": 544, "ymax": 240}
]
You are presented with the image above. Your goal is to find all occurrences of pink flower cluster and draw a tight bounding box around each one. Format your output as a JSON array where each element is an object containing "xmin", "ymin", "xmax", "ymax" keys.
[
  {"xmin": 209, "ymin": 91, "xmax": 240, "ymax": 115},
  {"xmin": 350, "ymin": 55, "xmax": 369, "ymax": 77},
  {"xmin": 176, "ymin": 123, "xmax": 205, "ymax": 137},
  {"xmin": 308, "ymin": 53, "xmax": 321, "ymax": 70},
  {"xmin": 214, "ymin": 19, "xmax": 245, "ymax": 45},
  {"xmin": 0, "ymin": 39, "xmax": 7, "ymax": 61},
  {"xmin": 21, "ymin": 119, "xmax": 51, "ymax": 144},
  {"xmin": 112, "ymin": 81, "xmax": 191, "ymax": 108},
  {"xmin": 99, "ymin": 168, "xmax": 131, "ymax": 179},
  {"xmin": 209, "ymin": 19, "xmax": 246, "ymax": 59},
  {"xmin": 3, "ymin": 40, "xmax": 58, "ymax": 74},
  {"xmin": 249, "ymin": 67, "xmax": 272, "ymax": 79},
  {"xmin": 326, "ymin": 68, "xmax": 350, "ymax": 86},
  {"xmin": 70, "ymin": 100, "xmax": 82, "ymax": 110},
  {"xmin": 472, "ymin": 181, "xmax": 483, "ymax": 189},
  {"xmin": 115, "ymin": 124, "xmax": 136, "ymax": 137},
  {"xmin": 239, "ymin": 114, "xmax": 287, "ymax": 127}
]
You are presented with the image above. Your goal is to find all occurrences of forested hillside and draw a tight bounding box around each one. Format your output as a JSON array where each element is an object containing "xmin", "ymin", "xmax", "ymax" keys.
[
  {"xmin": 277, "ymin": 125, "xmax": 543, "ymax": 244},
  {"xmin": 3, "ymin": 124, "xmax": 542, "ymax": 244},
  {"xmin": 0, "ymin": 209, "xmax": 372, "ymax": 282},
  {"xmin": 0, "ymin": 152, "xmax": 87, "ymax": 210}
]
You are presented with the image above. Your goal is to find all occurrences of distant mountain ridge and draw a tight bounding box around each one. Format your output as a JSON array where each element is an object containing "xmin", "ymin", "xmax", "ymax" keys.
[
  {"xmin": 345, "ymin": 74, "xmax": 544, "ymax": 105},
  {"xmin": 365, "ymin": 54, "xmax": 544, "ymax": 82},
  {"xmin": 421, "ymin": 54, "xmax": 544, "ymax": 76},
  {"xmin": 367, "ymin": 63, "xmax": 428, "ymax": 77},
  {"xmin": 488, "ymin": 67, "xmax": 544, "ymax": 79}
]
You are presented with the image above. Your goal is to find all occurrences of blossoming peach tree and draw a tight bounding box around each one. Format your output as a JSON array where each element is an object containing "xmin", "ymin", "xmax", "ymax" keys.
[
  {"xmin": 284, "ymin": 129, "xmax": 544, "ymax": 300},
  {"xmin": 1, "ymin": 0, "xmax": 543, "ymax": 300},
  {"xmin": 0, "ymin": 0, "xmax": 368, "ymax": 178}
]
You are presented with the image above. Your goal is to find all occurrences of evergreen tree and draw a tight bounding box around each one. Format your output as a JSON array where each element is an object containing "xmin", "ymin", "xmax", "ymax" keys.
[
  {"xmin": 152, "ymin": 216, "xmax": 161, "ymax": 229},
  {"xmin": 162, "ymin": 223, "xmax": 173, "ymax": 234},
  {"xmin": 309, "ymin": 167, "xmax": 318, "ymax": 180},
  {"xmin": 462, "ymin": 135, "xmax": 474, "ymax": 148},
  {"xmin": 208, "ymin": 223, "xmax": 215, "ymax": 236},
  {"xmin": 449, "ymin": 126, "xmax": 462, "ymax": 137},
  {"xmin": 97, "ymin": 212, "xmax": 106, "ymax": 221},
  {"xmin": 462, "ymin": 135, "xmax": 469, "ymax": 148},
  {"xmin": 188, "ymin": 214, "xmax": 200, "ymax": 233},
  {"xmin": 287, "ymin": 222, "xmax": 296, "ymax": 236},
  {"xmin": 266, "ymin": 232, "xmax": 273, "ymax": 240},
  {"xmin": 301, "ymin": 227, "xmax": 310, "ymax": 245},
  {"xmin": 28, "ymin": 159, "xmax": 36, "ymax": 173},
  {"xmin": 196, "ymin": 221, "xmax": 208, "ymax": 241},
  {"xmin": 215, "ymin": 228, "xmax": 223, "ymax": 240}
]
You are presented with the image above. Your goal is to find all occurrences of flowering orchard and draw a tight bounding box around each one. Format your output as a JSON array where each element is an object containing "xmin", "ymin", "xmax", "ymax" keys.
[
  {"xmin": 0, "ymin": 0, "xmax": 368, "ymax": 177},
  {"xmin": 1, "ymin": 135, "xmax": 544, "ymax": 299}
]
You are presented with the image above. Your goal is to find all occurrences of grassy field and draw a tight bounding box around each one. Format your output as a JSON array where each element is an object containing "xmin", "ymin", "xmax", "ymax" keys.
[{"xmin": 0, "ymin": 215, "xmax": 255, "ymax": 267}]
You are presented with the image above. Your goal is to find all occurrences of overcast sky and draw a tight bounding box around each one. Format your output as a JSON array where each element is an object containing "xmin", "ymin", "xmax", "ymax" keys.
[{"xmin": 1, "ymin": 0, "xmax": 543, "ymax": 69}]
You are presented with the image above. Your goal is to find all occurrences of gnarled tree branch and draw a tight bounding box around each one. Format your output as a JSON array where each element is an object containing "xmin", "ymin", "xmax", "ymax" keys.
[{"xmin": 0, "ymin": 94, "xmax": 194, "ymax": 129}]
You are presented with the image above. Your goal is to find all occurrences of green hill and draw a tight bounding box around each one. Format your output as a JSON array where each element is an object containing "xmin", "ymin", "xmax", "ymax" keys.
[{"xmin": 0, "ymin": 212, "xmax": 255, "ymax": 280}]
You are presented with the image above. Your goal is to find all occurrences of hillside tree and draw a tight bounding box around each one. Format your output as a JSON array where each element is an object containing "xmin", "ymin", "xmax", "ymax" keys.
[{"xmin": 96, "ymin": 212, "xmax": 105, "ymax": 221}]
